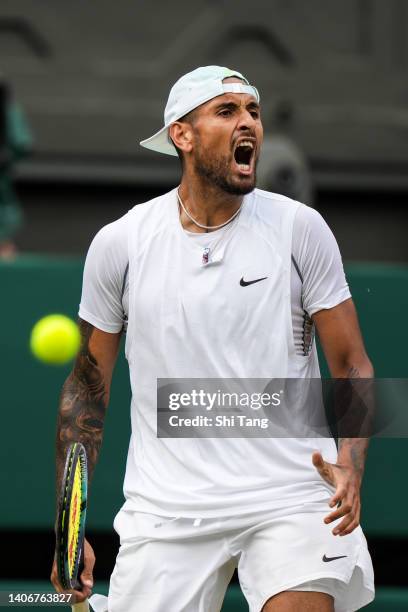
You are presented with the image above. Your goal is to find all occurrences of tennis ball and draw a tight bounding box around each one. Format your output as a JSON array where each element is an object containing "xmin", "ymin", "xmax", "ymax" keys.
[{"xmin": 30, "ymin": 314, "xmax": 81, "ymax": 365}]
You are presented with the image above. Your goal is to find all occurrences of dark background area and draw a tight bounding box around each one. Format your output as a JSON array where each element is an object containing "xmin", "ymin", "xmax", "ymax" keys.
[{"xmin": 12, "ymin": 182, "xmax": 408, "ymax": 262}]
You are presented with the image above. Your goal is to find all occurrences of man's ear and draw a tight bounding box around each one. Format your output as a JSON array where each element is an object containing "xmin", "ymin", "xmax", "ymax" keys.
[{"xmin": 169, "ymin": 122, "xmax": 194, "ymax": 154}]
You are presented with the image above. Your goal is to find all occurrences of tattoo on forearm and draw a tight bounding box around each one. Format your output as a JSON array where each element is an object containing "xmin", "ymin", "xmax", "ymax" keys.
[
  {"xmin": 56, "ymin": 319, "xmax": 107, "ymax": 489},
  {"xmin": 337, "ymin": 363, "xmax": 370, "ymax": 476},
  {"xmin": 338, "ymin": 438, "xmax": 368, "ymax": 476},
  {"xmin": 347, "ymin": 365, "xmax": 360, "ymax": 378}
]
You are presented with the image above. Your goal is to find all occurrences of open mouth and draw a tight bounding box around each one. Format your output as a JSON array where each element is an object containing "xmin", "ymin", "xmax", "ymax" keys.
[{"xmin": 233, "ymin": 140, "xmax": 255, "ymax": 173}]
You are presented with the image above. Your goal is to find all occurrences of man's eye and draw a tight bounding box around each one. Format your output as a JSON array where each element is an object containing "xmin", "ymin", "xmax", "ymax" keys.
[
  {"xmin": 250, "ymin": 110, "xmax": 260, "ymax": 119},
  {"xmin": 219, "ymin": 109, "xmax": 232, "ymax": 117}
]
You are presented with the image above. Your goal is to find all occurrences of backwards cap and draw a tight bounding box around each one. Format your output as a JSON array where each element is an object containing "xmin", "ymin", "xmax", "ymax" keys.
[{"xmin": 140, "ymin": 65, "xmax": 259, "ymax": 156}]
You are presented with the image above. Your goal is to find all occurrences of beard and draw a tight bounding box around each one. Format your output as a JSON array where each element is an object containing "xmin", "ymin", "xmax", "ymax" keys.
[{"xmin": 193, "ymin": 145, "xmax": 257, "ymax": 196}]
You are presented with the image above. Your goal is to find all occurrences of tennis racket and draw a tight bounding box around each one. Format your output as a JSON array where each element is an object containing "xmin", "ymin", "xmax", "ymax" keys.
[{"xmin": 56, "ymin": 442, "xmax": 89, "ymax": 612}]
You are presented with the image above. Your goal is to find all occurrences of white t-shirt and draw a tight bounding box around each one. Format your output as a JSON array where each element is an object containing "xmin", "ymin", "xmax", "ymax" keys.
[
  {"xmin": 79, "ymin": 199, "xmax": 350, "ymax": 355},
  {"xmin": 78, "ymin": 189, "xmax": 351, "ymax": 518}
]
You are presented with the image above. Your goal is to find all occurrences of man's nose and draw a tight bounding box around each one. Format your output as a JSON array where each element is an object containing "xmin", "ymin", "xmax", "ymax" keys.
[{"xmin": 236, "ymin": 109, "xmax": 256, "ymax": 130}]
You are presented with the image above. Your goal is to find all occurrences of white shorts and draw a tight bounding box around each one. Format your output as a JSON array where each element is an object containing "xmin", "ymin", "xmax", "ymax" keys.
[{"xmin": 92, "ymin": 503, "xmax": 374, "ymax": 612}]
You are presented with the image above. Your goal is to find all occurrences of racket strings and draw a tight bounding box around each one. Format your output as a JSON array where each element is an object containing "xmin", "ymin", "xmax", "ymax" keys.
[
  {"xmin": 68, "ymin": 461, "xmax": 83, "ymax": 577},
  {"xmin": 56, "ymin": 443, "xmax": 88, "ymax": 590}
]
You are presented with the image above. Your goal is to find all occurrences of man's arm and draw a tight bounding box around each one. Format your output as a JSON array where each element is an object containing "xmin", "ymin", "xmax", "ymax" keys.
[
  {"xmin": 51, "ymin": 318, "xmax": 122, "ymax": 600},
  {"xmin": 312, "ymin": 298, "xmax": 374, "ymax": 536},
  {"xmin": 56, "ymin": 318, "xmax": 121, "ymax": 484}
]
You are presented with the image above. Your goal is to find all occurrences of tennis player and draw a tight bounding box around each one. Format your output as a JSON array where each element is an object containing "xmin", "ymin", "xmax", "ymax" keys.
[{"xmin": 51, "ymin": 66, "xmax": 374, "ymax": 611}]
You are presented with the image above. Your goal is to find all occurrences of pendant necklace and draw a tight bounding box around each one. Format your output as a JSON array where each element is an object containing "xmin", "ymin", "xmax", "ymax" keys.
[{"xmin": 177, "ymin": 190, "xmax": 243, "ymax": 266}]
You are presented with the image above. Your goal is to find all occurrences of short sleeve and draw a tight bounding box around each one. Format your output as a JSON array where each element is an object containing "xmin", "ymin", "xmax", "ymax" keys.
[
  {"xmin": 292, "ymin": 205, "xmax": 351, "ymax": 316},
  {"xmin": 79, "ymin": 213, "xmax": 129, "ymax": 333}
]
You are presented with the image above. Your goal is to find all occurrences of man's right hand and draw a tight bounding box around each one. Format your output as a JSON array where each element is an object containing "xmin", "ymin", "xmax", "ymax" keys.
[{"xmin": 50, "ymin": 538, "xmax": 95, "ymax": 603}]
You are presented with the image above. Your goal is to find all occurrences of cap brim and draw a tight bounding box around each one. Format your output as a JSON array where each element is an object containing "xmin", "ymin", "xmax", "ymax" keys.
[{"xmin": 140, "ymin": 125, "xmax": 178, "ymax": 157}]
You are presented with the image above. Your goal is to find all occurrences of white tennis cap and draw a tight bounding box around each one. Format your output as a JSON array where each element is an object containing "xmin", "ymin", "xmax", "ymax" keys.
[{"xmin": 140, "ymin": 65, "xmax": 259, "ymax": 157}]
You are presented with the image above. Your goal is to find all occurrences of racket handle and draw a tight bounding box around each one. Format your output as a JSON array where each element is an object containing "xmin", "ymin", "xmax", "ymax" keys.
[{"xmin": 71, "ymin": 599, "xmax": 89, "ymax": 612}]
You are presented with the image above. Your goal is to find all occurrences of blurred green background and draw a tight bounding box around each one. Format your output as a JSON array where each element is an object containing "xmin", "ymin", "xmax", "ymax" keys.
[
  {"xmin": 1, "ymin": 257, "xmax": 408, "ymax": 610},
  {"xmin": 1, "ymin": 258, "xmax": 407, "ymax": 532}
]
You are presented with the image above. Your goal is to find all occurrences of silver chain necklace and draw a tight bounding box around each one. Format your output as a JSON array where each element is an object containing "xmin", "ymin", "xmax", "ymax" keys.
[{"xmin": 177, "ymin": 190, "xmax": 243, "ymax": 230}]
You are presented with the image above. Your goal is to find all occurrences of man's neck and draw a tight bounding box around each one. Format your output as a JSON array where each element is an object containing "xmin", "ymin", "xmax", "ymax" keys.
[{"xmin": 178, "ymin": 176, "xmax": 244, "ymax": 234}]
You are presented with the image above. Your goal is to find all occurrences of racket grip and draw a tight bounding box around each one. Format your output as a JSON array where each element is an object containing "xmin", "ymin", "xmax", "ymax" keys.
[{"xmin": 71, "ymin": 599, "xmax": 89, "ymax": 612}]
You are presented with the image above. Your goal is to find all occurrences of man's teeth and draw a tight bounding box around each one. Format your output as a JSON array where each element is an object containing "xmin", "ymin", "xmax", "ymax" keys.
[
  {"xmin": 237, "ymin": 140, "xmax": 254, "ymax": 149},
  {"xmin": 238, "ymin": 163, "xmax": 250, "ymax": 170}
]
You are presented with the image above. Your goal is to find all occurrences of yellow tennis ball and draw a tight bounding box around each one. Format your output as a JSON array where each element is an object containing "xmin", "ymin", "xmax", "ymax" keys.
[{"xmin": 30, "ymin": 314, "xmax": 81, "ymax": 365}]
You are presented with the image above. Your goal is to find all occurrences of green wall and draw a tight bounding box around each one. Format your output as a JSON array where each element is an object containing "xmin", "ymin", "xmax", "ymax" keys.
[{"xmin": 0, "ymin": 257, "xmax": 407, "ymax": 534}]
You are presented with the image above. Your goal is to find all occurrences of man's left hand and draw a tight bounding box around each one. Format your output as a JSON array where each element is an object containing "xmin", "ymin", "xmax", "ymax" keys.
[{"xmin": 312, "ymin": 451, "xmax": 362, "ymax": 536}]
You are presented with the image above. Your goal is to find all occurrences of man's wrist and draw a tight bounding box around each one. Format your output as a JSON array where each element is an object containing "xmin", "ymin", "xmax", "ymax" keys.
[{"xmin": 337, "ymin": 437, "xmax": 369, "ymax": 478}]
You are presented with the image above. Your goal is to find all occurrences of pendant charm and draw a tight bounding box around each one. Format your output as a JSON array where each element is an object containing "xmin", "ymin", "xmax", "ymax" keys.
[{"xmin": 202, "ymin": 247, "xmax": 210, "ymax": 265}]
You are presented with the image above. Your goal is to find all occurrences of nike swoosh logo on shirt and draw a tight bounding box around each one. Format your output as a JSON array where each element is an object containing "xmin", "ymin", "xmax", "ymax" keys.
[
  {"xmin": 240, "ymin": 276, "xmax": 268, "ymax": 287},
  {"xmin": 322, "ymin": 555, "xmax": 348, "ymax": 562}
]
